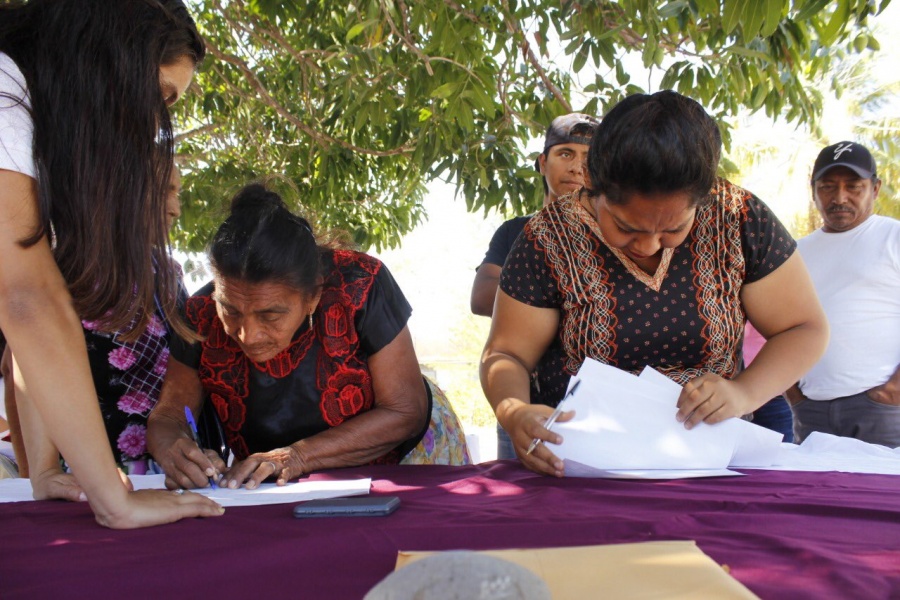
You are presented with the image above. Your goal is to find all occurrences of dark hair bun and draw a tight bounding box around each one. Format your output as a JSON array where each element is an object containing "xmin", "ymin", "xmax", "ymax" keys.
[{"xmin": 229, "ymin": 183, "xmax": 287, "ymax": 217}]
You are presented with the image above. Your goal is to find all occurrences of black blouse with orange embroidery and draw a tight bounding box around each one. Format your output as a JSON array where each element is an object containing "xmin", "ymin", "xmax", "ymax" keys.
[
  {"xmin": 500, "ymin": 178, "xmax": 796, "ymax": 406},
  {"xmin": 172, "ymin": 250, "xmax": 423, "ymax": 462}
]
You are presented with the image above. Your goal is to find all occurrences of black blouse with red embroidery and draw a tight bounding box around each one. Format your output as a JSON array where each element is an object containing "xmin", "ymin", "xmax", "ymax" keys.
[{"xmin": 172, "ymin": 250, "xmax": 421, "ymax": 462}]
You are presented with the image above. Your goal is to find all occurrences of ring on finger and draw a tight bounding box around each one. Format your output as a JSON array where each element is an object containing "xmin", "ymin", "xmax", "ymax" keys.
[
  {"xmin": 173, "ymin": 488, "xmax": 185, "ymax": 496},
  {"xmin": 264, "ymin": 461, "xmax": 279, "ymax": 473}
]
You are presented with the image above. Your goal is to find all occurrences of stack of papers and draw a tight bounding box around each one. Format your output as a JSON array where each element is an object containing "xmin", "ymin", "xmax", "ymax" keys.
[{"xmin": 548, "ymin": 359, "xmax": 783, "ymax": 479}]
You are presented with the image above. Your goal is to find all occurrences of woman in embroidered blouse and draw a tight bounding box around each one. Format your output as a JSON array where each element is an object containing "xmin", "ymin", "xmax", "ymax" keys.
[
  {"xmin": 480, "ymin": 91, "xmax": 829, "ymax": 477},
  {"xmin": 148, "ymin": 184, "xmax": 468, "ymax": 490}
]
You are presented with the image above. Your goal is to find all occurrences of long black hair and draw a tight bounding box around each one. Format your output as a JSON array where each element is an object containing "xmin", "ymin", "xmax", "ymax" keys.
[
  {"xmin": 588, "ymin": 90, "xmax": 721, "ymax": 206},
  {"xmin": 209, "ymin": 184, "xmax": 323, "ymax": 297},
  {"xmin": 0, "ymin": 0, "xmax": 205, "ymax": 340}
]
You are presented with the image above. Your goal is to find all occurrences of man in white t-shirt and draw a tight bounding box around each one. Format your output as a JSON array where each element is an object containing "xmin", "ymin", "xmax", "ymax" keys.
[{"xmin": 785, "ymin": 141, "xmax": 900, "ymax": 447}]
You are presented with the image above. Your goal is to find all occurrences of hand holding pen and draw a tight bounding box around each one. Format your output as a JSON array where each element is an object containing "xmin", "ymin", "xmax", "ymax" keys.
[
  {"xmin": 184, "ymin": 406, "xmax": 218, "ymax": 489},
  {"xmin": 525, "ymin": 379, "xmax": 581, "ymax": 456}
]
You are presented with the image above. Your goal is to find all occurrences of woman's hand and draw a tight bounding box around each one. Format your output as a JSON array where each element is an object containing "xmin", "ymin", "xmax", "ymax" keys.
[
  {"xmin": 93, "ymin": 489, "xmax": 224, "ymax": 529},
  {"xmin": 220, "ymin": 446, "xmax": 306, "ymax": 489},
  {"xmin": 31, "ymin": 469, "xmax": 89, "ymax": 502},
  {"xmin": 500, "ymin": 402, "xmax": 574, "ymax": 478},
  {"xmin": 676, "ymin": 374, "xmax": 752, "ymax": 428},
  {"xmin": 32, "ymin": 466, "xmax": 134, "ymax": 501},
  {"xmin": 150, "ymin": 427, "xmax": 226, "ymax": 490}
]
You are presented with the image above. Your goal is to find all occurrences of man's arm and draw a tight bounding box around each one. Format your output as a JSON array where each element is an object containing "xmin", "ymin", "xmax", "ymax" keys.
[
  {"xmin": 867, "ymin": 364, "xmax": 900, "ymax": 406},
  {"xmin": 783, "ymin": 383, "xmax": 808, "ymax": 406},
  {"xmin": 470, "ymin": 263, "xmax": 501, "ymax": 317}
]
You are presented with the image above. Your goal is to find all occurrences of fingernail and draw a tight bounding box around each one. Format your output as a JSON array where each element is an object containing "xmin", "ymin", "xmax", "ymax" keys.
[{"xmin": 78, "ymin": 492, "xmax": 87, "ymax": 502}]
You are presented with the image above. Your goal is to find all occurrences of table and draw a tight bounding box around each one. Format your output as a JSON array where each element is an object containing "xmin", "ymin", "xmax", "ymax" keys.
[{"xmin": 1, "ymin": 462, "xmax": 898, "ymax": 599}]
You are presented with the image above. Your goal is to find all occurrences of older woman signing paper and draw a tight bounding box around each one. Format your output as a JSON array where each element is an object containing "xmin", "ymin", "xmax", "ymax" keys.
[
  {"xmin": 148, "ymin": 184, "xmax": 468, "ymax": 489},
  {"xmin": 480, "ymin": 91, "xmax": 829, "ymax": 476}
]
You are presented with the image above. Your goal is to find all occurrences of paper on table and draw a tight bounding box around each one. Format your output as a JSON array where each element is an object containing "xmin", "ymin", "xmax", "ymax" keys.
[
  {"xmin": 548, "ymin": 359, "xmax": 782, "ymax": 478},
  {"xmin": 395, "ymin": 540, "xmax": 759, "ymax": 599},
  {"xmin": 637, "ymin": 365, "xmax": 784, "ymax": 468},
  {"xmin": 0, "ymin": 474, "xmax": 371, "ymax": 506}
]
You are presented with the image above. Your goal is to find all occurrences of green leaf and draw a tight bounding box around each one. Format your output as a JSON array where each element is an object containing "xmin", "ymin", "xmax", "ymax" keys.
[
  {"xmin": 794, "ymin": 0, "xmax": 831, "ymax": 22},
  {"xmin": 659, "ymin": 1, "xmax": 689, "ymax": 20},
  {"xmin": 741, "ymin": 1, "xmax": 766, "ymax": 39},
  {"xmin": 760, "ymin": 0, "xmax": 784, "ymax": 37},
  {"xmin": 694, "ymin": 0, "xmax": 719, "ymax": 18},
  {"xmin": 820, "ymin": 0, "xmax": 850, "ymax": 46},
  {"xmin": 573, "ymin": 44, "xmax": 589, "ymax": 72},
  {"xmin": 345, "ymin": 22, "xmax": 368, "ymax": 43},
  {"xmin": 431, "ymin": 82, "xmax": 460, "ymax": 99},
  {"xmin": 725, "ymin": 44, "xmax": 773, "ymax": 61},
  {"xmin": 722, "ymin": 0, "xmax": 743, "ymax": 35}
]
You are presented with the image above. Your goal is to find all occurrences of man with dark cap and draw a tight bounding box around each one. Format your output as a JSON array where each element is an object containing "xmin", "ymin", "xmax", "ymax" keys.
[
  {"xmin": 470, "ymin": 113, "xmax": 598, "ymax": 459},
  {"xmin": 785, "ymin": 141, "xmax": 900, "ymax": 447},
  {"xmin": 470, "ymin": 113, "xmax": 599, "ymax": 317}
]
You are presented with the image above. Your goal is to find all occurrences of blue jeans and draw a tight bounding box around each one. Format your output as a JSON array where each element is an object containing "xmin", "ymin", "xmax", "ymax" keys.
[
  {"xmin": 496, "ymin": 423, "xmax": 517, "ymax": 460},
  {"xmin": 752, "ymin": 396, "xmax": 794, "ymax": 442}
]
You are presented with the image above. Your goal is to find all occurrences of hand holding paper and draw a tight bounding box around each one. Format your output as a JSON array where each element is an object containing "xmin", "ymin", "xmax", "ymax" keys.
[{"xmin": 546, "ymin": 359, "xmax": 783, "ymax": 478}]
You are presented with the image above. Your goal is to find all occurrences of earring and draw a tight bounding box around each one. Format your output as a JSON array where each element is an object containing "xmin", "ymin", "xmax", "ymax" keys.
[{"xmin": 308, "ymin": 312, "xmax": 314, "ymax": 330}]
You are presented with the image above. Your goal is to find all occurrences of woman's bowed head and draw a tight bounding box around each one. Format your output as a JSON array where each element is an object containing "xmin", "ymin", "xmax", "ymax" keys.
[{"xmin": 480, "ymin": 90, "xmax": 828, "ymax": 477}]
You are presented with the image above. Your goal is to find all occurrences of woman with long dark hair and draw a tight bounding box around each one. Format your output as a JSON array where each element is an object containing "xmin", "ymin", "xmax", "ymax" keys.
[{"xmin": 0, "ymin": 0, "xmax": 223, "ymax": 527}]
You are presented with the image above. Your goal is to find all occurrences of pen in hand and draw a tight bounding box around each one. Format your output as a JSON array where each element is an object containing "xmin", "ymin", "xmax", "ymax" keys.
[
  {"xmin": 525, "ymin": 379, "xmax": 581, "ymax": 456},
  {"xmin": 184, "ymin": 406, "xmax": 218, "ymax": 489}
]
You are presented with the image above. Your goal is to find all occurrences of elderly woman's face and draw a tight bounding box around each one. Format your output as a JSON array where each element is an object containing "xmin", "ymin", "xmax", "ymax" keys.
[
  {"xmin": 596, "ymin": 190, "xmax": 696, "ymax": 266},
  {"xmin": 213, "ymin": 277, "xmax": 319, "ymax": 363}
]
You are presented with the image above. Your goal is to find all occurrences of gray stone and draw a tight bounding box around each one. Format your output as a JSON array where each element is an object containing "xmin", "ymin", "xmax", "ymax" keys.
[{"xmin": 364, "ymin": 551, "xmax": 552, "ymax": 600}]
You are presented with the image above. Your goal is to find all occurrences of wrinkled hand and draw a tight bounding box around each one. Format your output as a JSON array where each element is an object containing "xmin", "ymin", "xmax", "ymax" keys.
[
  {"xmin": 676, "ymin": 374, "xmax": 751, "ymax": 428},
  {"xmin": 154, "ymin": 435, "xmax": 226, "ymax": 490},
  {"xmin": 94, "ymin": 488, "xmax": 224, "ymax": 529},
  {"xmin": 499, "ymin": 402, "xmax": 574, "ymax": 478},
  {"xmin": 220, "ymin": 446, "xmax": 306, "ymax": 490}
]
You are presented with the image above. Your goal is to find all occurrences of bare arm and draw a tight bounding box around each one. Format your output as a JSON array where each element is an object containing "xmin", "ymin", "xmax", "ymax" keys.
[
  {"xmin": 146, "ymin": 357, "xmax": 225, "ymax": 489},
  {"xmin": 867, "ymin": 363, "xmax": 900, "ymax": 406},
  {"xmin": 479, "ymin": 290, "xmax": 568, "ymax": 476},
  {"xmin": 677, "ymin": 252, "xmax": 829, "ymax": 427},
  {"xmin": 1, "ymin": 346, "xmax": 28, "ymax": 476},
  {"xmin": 470, "ymin": 263, "xmax": 501, "ymax": 317},
  {"xmin": 222, "ymin": 326, "xmax": 429, "ymax": 489},
  {"xmin": 0, "ymin": 169, "xmax": 222, "ymax": 527}
]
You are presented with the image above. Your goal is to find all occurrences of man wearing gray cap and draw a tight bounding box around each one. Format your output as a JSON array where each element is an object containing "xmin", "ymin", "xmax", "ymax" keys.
[
  {"xmin": 785, "ymin": 141, "xmax": 900, "ymax": 447},
  {"xmin": 470, "ymin": 113, "xmax": 598, "ymax": 459}
]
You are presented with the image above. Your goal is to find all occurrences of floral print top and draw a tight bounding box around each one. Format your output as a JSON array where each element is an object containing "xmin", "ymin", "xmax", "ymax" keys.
[
  {"xmin": 172, "ymin": 250, "xmax": 426, "ymax": 463},
  {"xmin": 84, "ymin": 300, "xmax": 179, "ymax": 469}
]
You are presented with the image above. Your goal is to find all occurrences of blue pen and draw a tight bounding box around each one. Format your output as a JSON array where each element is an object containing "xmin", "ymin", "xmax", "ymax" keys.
[{"xmin": 185, "ymin": 406, "xmax": 218, "ymax": 489}]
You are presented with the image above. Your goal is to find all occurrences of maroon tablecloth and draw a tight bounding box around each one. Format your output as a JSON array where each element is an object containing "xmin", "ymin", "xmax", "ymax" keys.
[{"xmin": 1, "ymin": 462, "xmax": 898, "ymax": 599}]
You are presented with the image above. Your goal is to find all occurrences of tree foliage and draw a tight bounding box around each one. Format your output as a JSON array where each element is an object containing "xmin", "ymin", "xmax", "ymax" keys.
[{"xmin": 172, "ymin": 0, "xmax": 891, "ymax": 251}]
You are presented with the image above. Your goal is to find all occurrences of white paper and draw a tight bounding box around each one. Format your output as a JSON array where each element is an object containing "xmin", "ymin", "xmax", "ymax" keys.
[
  {"xmin": 0, "ymin": 474, "xmax": 371, "ymax": 506},
  {"xmin": 548, "ymin": 359, "xmax": 783, "ymax": 479}
]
